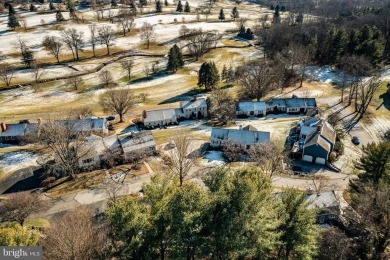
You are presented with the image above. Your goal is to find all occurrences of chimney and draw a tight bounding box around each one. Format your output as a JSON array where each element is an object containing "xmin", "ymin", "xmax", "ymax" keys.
[
  {"xmin": 1, "ymin": 123, "xmax": 7, "ymax": 132},
  {"xmin": 142, "ymin": 110, "xmax": 147, "ymax": 118},
  {"xmin": 306, "ymin": 187, "xmax": 313, "ymax": 195},
  {"xmin": 193, "ymin": 95, "xmax": 197, "ymax": 101}
]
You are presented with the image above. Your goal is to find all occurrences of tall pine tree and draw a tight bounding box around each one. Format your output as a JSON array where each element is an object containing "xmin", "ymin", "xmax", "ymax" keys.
[
  {"xmin": 8, "ymin": 4, "xmax": 15, "ymax": 15},
  {"xmin": 176, "ymin": 0, "xmax": 183, "ymax": 13},
  {"xmin": 198, "ymin": 62, "xmax": 219, "ymax": 90},
  {"xmin": 8, "ymin": 14, "xmax": 20, "ymax": 30},
  {"xmin": 184, "ymin": 1, "xmax": 190, "ymax": 13},
  {"xmin": 218, "ymin": 8, "xmax": 225, "ymax": 21},
  {"xmin": 156, "ymin": 0, "xmax": 162, "ymax": 12},
  {"xmin": 164, "ymin": 0, "xmax": 168, "ymax": 6},
  {"xmin": 167, "ymin": 44, "xmax": 184, "ymax": 72},
  {"xmin": 231, "ymin": 7, "xmax": 239, "ymax": 21}
]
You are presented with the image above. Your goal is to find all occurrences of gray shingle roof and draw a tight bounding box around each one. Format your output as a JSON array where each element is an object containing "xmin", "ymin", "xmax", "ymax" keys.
[
  {"xmin": 143, "ymin": 108, "xmax": 176, "ymax": 123},
  {"xmin": 211, "ymin": 128, "xmax": 270, "ymax": 145},
  {"xmin": 118, "ymin": 131, "xmax": 156, "ymax": 153},
  {"xmin": 180, "ymin": 98, "xmax": 207, "ymax": 110},
  {"xmin": 237, "ymin": 101, "xmax": 267, "ymax": 112},
  {"xmin": 0, "ymin": 124, "xmax": 27, "ymax": 137}
]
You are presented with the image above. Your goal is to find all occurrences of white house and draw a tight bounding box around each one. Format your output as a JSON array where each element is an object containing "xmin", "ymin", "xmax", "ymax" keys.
[
  {"xmin": 236, "ymin": 101, "xmax": 267, "ymax": 117},
  {"xmin": 118, "ymin": 131, "xmax": 156, "ymax": 162},
  {"xmin": 180, "ymin": 97, "xmax": 208, "ymax": 119},
  {"xmin": 142, "ymin": 109, "xmax": 178, "ymax": 128},
  {"xmin": 210, "ymin": 125, "xmax": 270, "ymax": 149}
]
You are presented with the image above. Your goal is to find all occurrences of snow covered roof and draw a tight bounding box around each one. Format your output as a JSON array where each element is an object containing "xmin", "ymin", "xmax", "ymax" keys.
[
  {"xmin": 306, "ymin": 191, "xmax": 339, "ymax": 209},
  {"xmin": 180, "ymin": 98, "xmax": 207, "ymax": 111},
  {"xmin": 301, "ymin": 126, "xmax": 317, "ymax": 136},
  {"xmin": 211, "ymin": 128, "xmax": 270, "ymax": 145},
  {"xmin": 0, "ymin": 124, "xmax": 27, "ymax": 137},
  {"xmin": 143, "ymin": 108, "xmax": 177, "ymax": 123},
  {"xmin": 267, "ymin": 98, "xmax": 317, "ymax": 108},
  {"xmin": 237, "ymin": 101, "xmax": 266, "ymax": 112},
  {"xmin": 118, "ymin": 131, "xmax": 156, "ymax": 153}
]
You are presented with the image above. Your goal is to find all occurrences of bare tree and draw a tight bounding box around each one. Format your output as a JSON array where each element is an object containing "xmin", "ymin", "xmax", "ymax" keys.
[
  {"xmin": 42, "ymin": 36, "xmax": 63, "ymax": 63},
  {"xmin": 42, "ymin": 207, "xmax": 108, "ymax": 259},
  {"xmin": 98, "ymin": 25, "xmax": 116, "ymax": 55},
  {"xmin": 356, "ymin": 77, "xmax": 381, "ymax": 120},
  {"xmin": 140, "ymin": 22, "xmax": 155, "ymax": 49},
  {"xmin": 99, "ymin": 70, "xmax": 114, "ymax": 88},
  {"xmin": 61, "ymin": 28, "xmax": 84, "ymax": 61},
  {"xmin": 222, "ymin": 140, "xmax": 245, "ymax": 162},
  {"xmin": 116, "ymin": 9, "xmax": 136, "ymax": 36},
  {"xmin": 166, "ymin": 131, "xmax": 199, "ymax": 186},
  {"xmin": 32, "ymin": 64, "xmax": 45, "ymax": 85},
  {"xmin": 20, "ymin": 18, "xmax": 27, "ymax": 32},
  {"xmin": 186, "ymin": 29, "xmax": 221, "ymax": 61},
  {"xmin": 66, "ymin": 76, "xmax": 84, "ymax": 90},
  {"xmin": 99, "ymin": 87, "xmax": 135, "ymax": 122},
  {"xmin": 143, "ymin": 65, "xmax": 150, "ymax": 77},
  {"xmin": 208, "ymin": 88, "xmax": 236, "ymax": 125},
  {"xmin": 310, "ymin": 174, "xmax": 331, "ymax": 193},
  {"xmin": 121, "ymin": 59, "xmax": 134, "ymax": 80},
  {"xmin": 13, "ymin": 36, "xmax": 28, "ymax": 56},
  {"xmin": 89, "ymin": 24, "xmax": 99, "ymax": 57},
  {"xmin": 0, "ymin": 191, "xmax": 48, "ymax": 226},
  {"xmin": 138, "ymin": 92, "xmax": 148, "ymax": 102},
  {"xmin": 235, "ymin": 17, "xmax": 248, "ymax": 30},
  {"xmin": 37, "ymin": 116, "xmax": 92, "ymax": 180},
  {"xmin": 237, "ymin": 59, "xmax": 277, "ymax": 101},
  {"xmin": 248, "ymin": 142, "xmax": 285, "ymax": 178},
  {"xmin": 0, "ymin": 63, "xmax": 14, "ymax": 87}
]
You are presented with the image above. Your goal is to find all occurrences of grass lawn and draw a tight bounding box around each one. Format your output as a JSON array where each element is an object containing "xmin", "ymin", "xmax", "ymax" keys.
[
  {"xmin": 47, "ymin": 170, "xmax": 106, "ymax": 198},
  {"xmin": 25, "ymin": 218, "xmax": 50, "ymax": 229}
]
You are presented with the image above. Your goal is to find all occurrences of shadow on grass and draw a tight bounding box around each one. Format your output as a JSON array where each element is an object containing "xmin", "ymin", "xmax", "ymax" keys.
[
  {"xmin": 158, "ymin": 89, "xmax": 199, "ymax": 104},
  {"xmin": 378, "ymin": 92, "xmax": 390, "ymax": 111}
]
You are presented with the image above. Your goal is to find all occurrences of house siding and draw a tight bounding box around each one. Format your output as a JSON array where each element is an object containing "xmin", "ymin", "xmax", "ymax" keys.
[{"xmin": 302, "ymin": 145, "xmax": 329, "ymax": 162}]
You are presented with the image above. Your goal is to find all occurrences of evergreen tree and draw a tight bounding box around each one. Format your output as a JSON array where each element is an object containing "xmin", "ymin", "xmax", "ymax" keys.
[
  {"xmin": 30, "ymin": 4, "xmax": 37, "ymax": 12},
  {"xmin": 167, "ymin": 44, "xmax": 184, "ymax": 72},
  {"xmin": 49, "ymin": 2, "xmax": 55, "ymax": 10},
  {"xmin": 7, "ymin": 14, "xmax": 20, "ymax": 30},
  {"xmin": 347, "ymin": 29, "xmax": 359, "ymax": 54},
  {"xmin": 231, "ymin": 7, "xmax": 239, "ymax": 21},
  {"xmin": 280, "ymin": 5, "xmax": 286, "ymax": 11},
  {"xmin": 245, "ymin": 28, "xmax": 254, "ymax": 40},
  {"xmin": 276, "ymin": 189, "xmax": 319, "ymax": 259},
  {"xmin": 176, "ymin": 0, "xmax": 183, "ymax": 13},
  {"xmin": 56, "ymin": 10, "xmax": 64, "ymax": 22},
  {"xmin": 111, "ymin": 0, "xmax": 118, "ymax": 6},
  {"xmin": 270, "ymin": 4, "xmax": 274, "ymax": 10},
  {"xmin": 332, "ymin": 28, "xmax": 347, "ymax": 63},
  {"xmin": 221, "ymin": 64, "xmax": 228, "ymax": 82},
  {"xmin": 164, "ymin": 0, "xmax": 168, "ymax": 6},
  {"xmin": 238, "ymin": 25, "xmax": 245, "ymax": 36},
  {"xmin": 8, "ymin": 4, "xmax": 15, "ymax": 15},
  {"xmin": 218, "ymin": 8, "xmax": 225, "ymax": 21},
  {"xmin": 296, "ymin": 12, "xmax": 303, "ymax": 24},
  {"xmin": 184, "ymin": 1, "xmax": 190, "ymax": 13},
  {"xmin": 227, "ymin": 65, "xmax": 235, "ymax": 82},
  {"xmin": 156, "ymin": 0, "xmax": 162, "ymax": 12},
  {"xmin": 21, "ymin": 48, "xmax": 34, "ymax": 67},
  {"xmin": 198, "ymin": 62, "xmax": 219, "ymax": 90},
  {"xmin": 273, "ymin": 5, "xmax": 280, "ymax": 24}
]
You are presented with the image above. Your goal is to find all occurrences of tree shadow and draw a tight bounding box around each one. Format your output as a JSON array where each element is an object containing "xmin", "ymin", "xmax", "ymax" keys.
[
  {"xmin": 377, "ymin": 92, "xmax": 390, "ymax": 111},
  {"xmin": 158, "ymin": 89, "xmax": 199, "ymax": 104}
]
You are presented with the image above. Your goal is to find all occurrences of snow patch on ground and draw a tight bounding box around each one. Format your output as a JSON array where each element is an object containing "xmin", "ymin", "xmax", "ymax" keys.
[
  {"xmin": 0, "ymin": 152, "xmax": 39, "ymax": 174},
  {"xmin": 199, "ymin": 151, "xmax": 225, "ymax": 167},
  {"xmin": 125, "ymin": 74, "xmax": 185, "ymax": 89},
  {"xmin": 304, "ymin": 66, "xmax": 346, "ymax": 84}
]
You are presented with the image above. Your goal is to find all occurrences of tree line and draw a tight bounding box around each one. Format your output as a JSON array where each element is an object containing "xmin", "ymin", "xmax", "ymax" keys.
[{"xmin": 0, "ymin": 139, "xmax": 389, "ymax": 259}]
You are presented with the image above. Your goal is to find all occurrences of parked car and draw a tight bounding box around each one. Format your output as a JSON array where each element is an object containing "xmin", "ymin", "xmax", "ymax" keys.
[
  {"xmin": 106, "ymin": 116, "xmax": 116, "ymax": 121},
  {"xmin": 352, "ymin": 136, "xmax": 360, "ymax": 145}
]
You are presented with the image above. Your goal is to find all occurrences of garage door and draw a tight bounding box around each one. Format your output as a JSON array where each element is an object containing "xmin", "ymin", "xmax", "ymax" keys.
[
  {"xmin": 302, "ymin": 155, "xmax": 313, "ymax": 162},
  {"xmin": 315, "ymin": 157, "xmax": 326, "ymax": 165}
]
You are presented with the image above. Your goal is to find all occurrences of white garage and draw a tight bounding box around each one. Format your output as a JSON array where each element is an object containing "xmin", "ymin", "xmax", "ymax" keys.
[
  {"xmin": 302, "ymin": 155, "xmax": 313, "ymax": 163},
  {"xmin": 315, "ymin": 157, "xmax": 326, "ymax": 165}
]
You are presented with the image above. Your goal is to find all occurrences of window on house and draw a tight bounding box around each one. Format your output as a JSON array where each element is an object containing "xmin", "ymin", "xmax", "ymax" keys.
[{"xmin": 82, "ymin": 158, "xmax": 94, "ymax": 164}]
